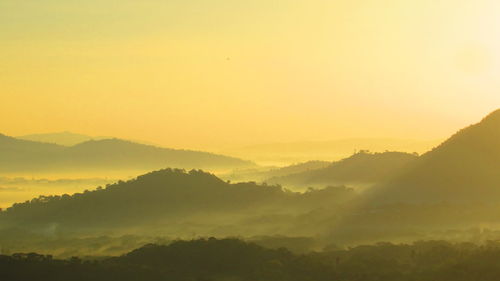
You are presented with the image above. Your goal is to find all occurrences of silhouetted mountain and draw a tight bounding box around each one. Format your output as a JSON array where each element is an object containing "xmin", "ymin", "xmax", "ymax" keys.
[
  {"xmin": 0, "ymin": 134, "xmax": 64, "ymax": 171},
  {"xmin": 267, "ymin": 151, "xmax": 418, "ymax": 188},
  {"xmin": 369, "ymin": 109, "xmax": 500, "ymax": 203},
  {"xmin": 323, "ymin": 110, "xmax": 500, "ymax": 244},
  {"xmin": 17, "ymin": 131, "xmax": 108, "ymax": 146},
  {"xmin": 18, "ymin": 131, "xmax": 159, "ymax": 147},
  {"xmin": 0, "ymin": 133, "xmax": 62, "ymax": 152},
  {"xmin": 0, "ymin": 169, "xmax": 355, "ymax": 234},
  {"xmin": 0, "ymin": 134, "xmax": 254, "ymax": 173}
]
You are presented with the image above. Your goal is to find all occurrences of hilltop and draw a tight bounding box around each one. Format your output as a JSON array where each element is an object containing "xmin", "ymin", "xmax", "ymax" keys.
[{"xmin": 0, "ymin": 169, "xmax": 355, "ymax": 236}]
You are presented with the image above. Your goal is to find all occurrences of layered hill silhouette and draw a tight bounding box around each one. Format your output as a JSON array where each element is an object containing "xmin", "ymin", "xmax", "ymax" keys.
[
  {"xmin": 0, "ymin": 134, "xmax": 253, "ymax": 173},
  {"xmin": 324, "ymin": 109, "xmax": 500, "ymax": 244},
  {"xmin": 266, "ymin": 151, "xmax": 418, "ymax": 188},
  {"xmin": 368, "ymin": 109, "xmax": 500, "ymax": 203},
  {"xmin": 225, "ymin": 138, "xmax": 438, "ymax": 165},
  {"xmin": 18, "ymin": 131, "xmax": 109, "ymax": 146},
  {"xmin": 266, "ymin": 160, "xmax": 332, "ymax": 177},
  {"xmin": 222, "ymin": 160, "xmax": 331, "ymax": 183},
  {"xmin": 18, "ymin": 131, "xmax": 158, "ymax": 147},
  {"xmin": 0, "ymin": 169, "xmax": 355, "ymax": 234},
  {"xmin": 4, "ymin": 110, "xmax": 500, "ymax": 245}
]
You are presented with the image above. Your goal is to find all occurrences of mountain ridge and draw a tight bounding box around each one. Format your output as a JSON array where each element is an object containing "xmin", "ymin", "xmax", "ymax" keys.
[
  {"xmin": 0, "ymin": 134, "xmax": 254, "ymax": 174},
  {"xmin": 367, "ymin": 108, "xmax": 500, "ymax": 203},
  {"xmin": 0, "ymin": 168, "xmax": 355, "ymax": 236},
  {"xmin": 266, "ymin": 151, "xmax": 418, "ymax": 188}
]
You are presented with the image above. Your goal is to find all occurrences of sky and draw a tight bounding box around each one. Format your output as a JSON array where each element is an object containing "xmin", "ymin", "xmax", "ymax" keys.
[{"xmin": 1, "ymin": 0, "xmax": 500, "ymax": 150}]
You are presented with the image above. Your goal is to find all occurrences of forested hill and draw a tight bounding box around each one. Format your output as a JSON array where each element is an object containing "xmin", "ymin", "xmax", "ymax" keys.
[
  {"xmin": 267, "ymin": 151, "xmax": 418, "ymax": 188},
  {"xmin": 0, "ymin": 134, "xmax": 253, "ymax": 173},
  {"xmin": 0, "ymin": 169, "xmax": 355, "ymax": 232},
  {"xmin": 368, "ymin": 109, "xmax": 500, "ymax": 203}
]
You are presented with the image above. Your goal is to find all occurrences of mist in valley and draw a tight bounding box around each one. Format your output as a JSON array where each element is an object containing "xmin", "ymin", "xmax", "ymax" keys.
[
  {"xmin": 2, "ymin": 111, "xmax": 500, "ymax": 280},
  {"xmin": 3, "ymin": 0, "xmax": 500, "ymax": 279}
]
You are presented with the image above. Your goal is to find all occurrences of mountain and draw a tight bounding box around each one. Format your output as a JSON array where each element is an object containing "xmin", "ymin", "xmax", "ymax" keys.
[
  {"xmin": 223, "ymin": 138, "xmax": 439, "ymax": 165},
  {"xmin": 368, "ymin": 109, "xmax": 500, "ymax": 203},
  {"xmin": 17, "ymin": 131, "xmax": 108, "ymax": 146},
  {"xmin": 63, "ymin": 139, "xmax": 253, "ymax": 171},
  {"xmin": 322, "ymin": 110, "xmax": 500, "ymax": 244},
  {"xmin": 266, "ymin": 151, "xmax": 418, "ymax": 188},
  {"xmin": 0, "ymin": 169, "xmax": 355, "ymax": 235},
  {"xmin": 0, "ymin": 134, "xmax": 254, "ymax": 174},
  {"xmin": 18, "ymin": 131, "xmax": 159, "ymax": 147},
  {"xmin": 0, "ymin": 134, "xmax": 64, "ymax": 170}
]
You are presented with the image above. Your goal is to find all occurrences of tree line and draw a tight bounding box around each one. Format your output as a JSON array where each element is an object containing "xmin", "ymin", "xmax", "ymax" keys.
[{"xmin": 3, "ymin": 238, "xmax": 500, "ymax": 281}]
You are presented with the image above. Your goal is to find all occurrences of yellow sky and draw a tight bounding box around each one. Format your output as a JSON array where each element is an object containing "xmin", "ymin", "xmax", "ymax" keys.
[{"xmin": 1, "ymin": 0, "xmax": 500, "ymax": 149}]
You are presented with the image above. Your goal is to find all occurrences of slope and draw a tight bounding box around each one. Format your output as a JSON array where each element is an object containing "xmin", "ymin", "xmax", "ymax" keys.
[
  {"xmin": 267, "ymin": 151, "xmax": 418, "ymax": 188},
  {"xmin": 0, "ymin": 135, "xmax": 254, "ymax": 173}
]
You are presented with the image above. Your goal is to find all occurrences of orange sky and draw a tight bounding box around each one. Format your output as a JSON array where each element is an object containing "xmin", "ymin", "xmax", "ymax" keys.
[{"xmin": 1, "ymin": 0, "xmax": 499, "ymax": 150}]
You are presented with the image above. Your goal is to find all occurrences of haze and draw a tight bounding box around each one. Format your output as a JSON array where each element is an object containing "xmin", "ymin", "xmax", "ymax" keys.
[
  {"xmin": 2, "ymin": 0, "xmax": 500, "ymax": 150},
  {"xmin": 3, "ymin": 1, "xmax": 500, "ymax": 280}
]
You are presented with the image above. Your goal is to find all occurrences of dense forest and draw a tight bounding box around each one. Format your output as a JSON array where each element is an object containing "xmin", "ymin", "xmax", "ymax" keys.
[{"xmin": 4, "ymin": 238, "xmax": 500, "ymax": 281}]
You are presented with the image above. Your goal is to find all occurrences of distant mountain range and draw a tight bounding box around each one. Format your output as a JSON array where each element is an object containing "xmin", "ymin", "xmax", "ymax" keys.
[
  {"xmin": 223, "ymin": 138, "xmax": 440, "ymax": 165},
  {"xmin": 18, "ymin": 131, "xmax": 157, "ymax": 147},
  {"xmin": 262, "ymin": 109, "xmax": 500, "ymax": 198},
  {"xmin": 18, "ymin": 132, "xmax": 109, "ymax": 146},
  {"xmin": 0, "ymin": 134, "xmax": 254, "ymax": 174},
  {"xmin": 2, "ymin": 109, "xmax": 500, "ymax": 245}
]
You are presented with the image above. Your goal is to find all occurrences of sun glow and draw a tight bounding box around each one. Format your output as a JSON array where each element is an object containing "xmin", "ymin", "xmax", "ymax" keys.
[{"xmin": 1, "ymin": 0, "xmax": 499, "ymax": 149}]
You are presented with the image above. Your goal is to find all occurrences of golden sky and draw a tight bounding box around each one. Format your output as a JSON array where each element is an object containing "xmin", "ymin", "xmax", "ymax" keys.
[{"xmin": 1, "ymin": 0, "xmax": 500, "ymax": 149}]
